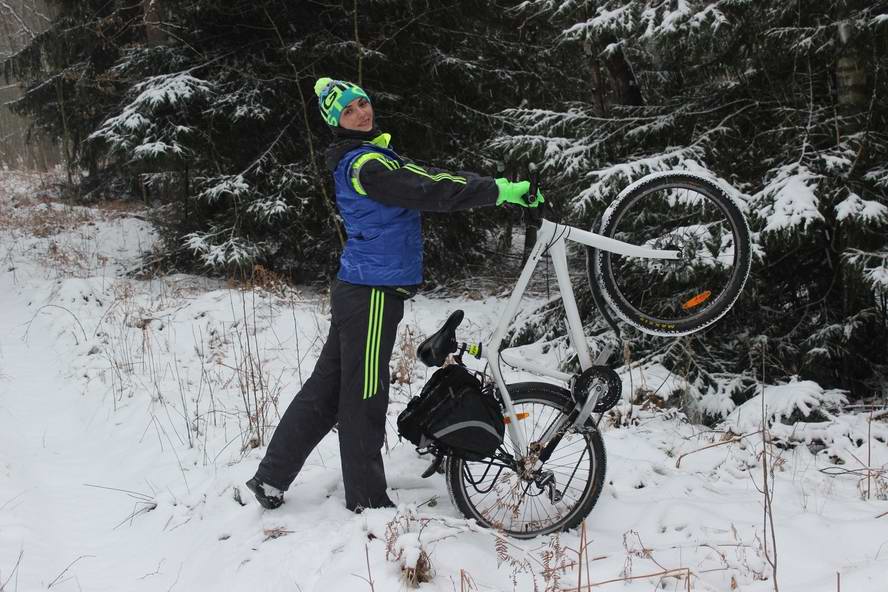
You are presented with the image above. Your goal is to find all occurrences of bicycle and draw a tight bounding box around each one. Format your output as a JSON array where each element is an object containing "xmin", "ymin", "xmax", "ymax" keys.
[{"xmin": 408, "ymin": 171, "xmax": 752, "ymax": 538}]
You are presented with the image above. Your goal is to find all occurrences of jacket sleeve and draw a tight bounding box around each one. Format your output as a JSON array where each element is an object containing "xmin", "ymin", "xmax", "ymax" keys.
[{"xmin": 351, "ymin": 152, "xmax": 498, "ymax": 212}]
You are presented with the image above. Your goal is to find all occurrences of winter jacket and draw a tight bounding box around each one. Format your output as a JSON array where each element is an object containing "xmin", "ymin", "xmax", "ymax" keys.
[{"xmin": 325, "ymin": 131, "xmax": 498, "ymax": 289}]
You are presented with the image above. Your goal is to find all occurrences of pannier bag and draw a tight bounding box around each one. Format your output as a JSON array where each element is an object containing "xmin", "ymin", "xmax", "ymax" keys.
[{"xmin": 397, "ymin": 365, "xmax": 505, "ymax": 461}]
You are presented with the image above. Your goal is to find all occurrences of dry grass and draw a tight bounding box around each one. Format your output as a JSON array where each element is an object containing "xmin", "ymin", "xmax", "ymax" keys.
[
  {"xmin": 0, "ymin": 169, "xmax": 147, "ymax": 238},
  {"xmin": 392, "ymin": 323, "xmax": 418, "ymax": 386},
  {"xmin": 0, "ymin": 198, "xmax": 91, "ymax": 236},
  {"xmin": 230, "ymin": 264, "xmax": 296, "ymax": 299},
  {"xmin": 384, "ymin": 511, "xmax": 435, "ymax": 588},
  {"xmin": 0, "ymin": 171, "xmax": 152, "ymax": 280}
]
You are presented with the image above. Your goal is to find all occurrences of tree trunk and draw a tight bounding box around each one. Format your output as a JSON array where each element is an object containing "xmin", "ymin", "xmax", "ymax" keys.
[
  {"xmin": 143, "ymin": 0, "xmax": 165, "ymax": 46},
  {"xmin": 55, "ymin": 77, "xmax": 73, "ymax": 185},
  {"xmin": 836, "ymin": 54, "xmax": 867, "ymax": 113},
  {"xmin": 580, "ymin": 32, "xmax": 610, "ymax": 116},
  {"xmin": 835, "ymin": 21, "xmax": 867, "ymax": 120},
  {"xmin": 600, "ymin": 36, "xmax": 643, "ymax": 107}
]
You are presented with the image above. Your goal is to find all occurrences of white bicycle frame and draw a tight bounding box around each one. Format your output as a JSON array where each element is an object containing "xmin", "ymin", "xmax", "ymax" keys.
[{"xmin": 480, "ymin": 218, "xmax": 680, "ymax": 458}]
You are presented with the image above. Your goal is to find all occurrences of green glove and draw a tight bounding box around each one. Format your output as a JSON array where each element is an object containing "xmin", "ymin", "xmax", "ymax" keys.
[{"xmin": 495, "ymin": 178, "xmax": 544, "ymax": 208}]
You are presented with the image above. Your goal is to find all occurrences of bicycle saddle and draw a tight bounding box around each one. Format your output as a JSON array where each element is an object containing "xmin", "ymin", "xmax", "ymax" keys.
[{"xmin": 417, "ymin": 309, "xmax": 463, "ymax": 367}]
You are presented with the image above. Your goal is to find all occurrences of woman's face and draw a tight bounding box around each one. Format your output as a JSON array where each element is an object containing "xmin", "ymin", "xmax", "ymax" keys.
[{"xmin": 339, "ymin": 97, "xmax": 374, "ymax": 132}]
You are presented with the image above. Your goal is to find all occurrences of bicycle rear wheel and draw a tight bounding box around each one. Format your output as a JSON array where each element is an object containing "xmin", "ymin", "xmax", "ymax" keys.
[
  {"xmin": 446, "ymin": 382, "xmax": 606, "ymax": 539},
  {"xmin": 588, "ymin": 172, "xmax": 751, "ymax": 337}
]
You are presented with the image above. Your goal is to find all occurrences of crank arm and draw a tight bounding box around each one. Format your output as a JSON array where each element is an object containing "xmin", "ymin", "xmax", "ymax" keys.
[{"xmin": 571, "ymin": 383, "xmax": 604, "ymax": 430}]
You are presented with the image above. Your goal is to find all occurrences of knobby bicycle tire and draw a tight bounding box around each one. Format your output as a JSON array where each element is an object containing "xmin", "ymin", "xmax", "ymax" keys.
[
  {"xmin": 445, "ymin": 382, "xmax": 606, "ymax": 539},
  {"xmin": 588, "ymin": 171, "xmax": 752, "ymax": 337}
]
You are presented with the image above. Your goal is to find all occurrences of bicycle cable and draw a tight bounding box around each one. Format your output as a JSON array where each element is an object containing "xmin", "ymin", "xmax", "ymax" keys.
[
  {"xmin": 497, "ymin": 220, "xmax": 574, "ymax": 381},
  {"xmin": 540, "ymin": 222, "xmax": 570, "ymax": 301}
]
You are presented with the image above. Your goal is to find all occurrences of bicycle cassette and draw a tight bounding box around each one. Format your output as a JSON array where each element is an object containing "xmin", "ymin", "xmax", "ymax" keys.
[{"xmin": 572, "ymin": 366, "xmax": 622, "ymax": 413}]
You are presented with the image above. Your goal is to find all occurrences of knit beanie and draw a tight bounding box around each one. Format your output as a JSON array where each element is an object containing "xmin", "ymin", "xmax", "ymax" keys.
[{"xmin": 314, "ymin": 77, "xmax": 370, "ymax": 126}]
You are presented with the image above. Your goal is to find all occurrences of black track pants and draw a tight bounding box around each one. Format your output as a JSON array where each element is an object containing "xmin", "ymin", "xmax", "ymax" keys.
[{"xmin": 255, "ymin": 281, "xmax": 404, "ymax": 510}]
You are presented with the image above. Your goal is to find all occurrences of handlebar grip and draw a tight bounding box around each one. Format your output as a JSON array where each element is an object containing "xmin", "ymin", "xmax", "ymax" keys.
[{"xmin": 527, "ymin": 163, "xmax": 540, "ymax": 206}]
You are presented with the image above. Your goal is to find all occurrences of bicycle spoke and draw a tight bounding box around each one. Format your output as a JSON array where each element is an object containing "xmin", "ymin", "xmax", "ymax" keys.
[
  {"xmin": 602, "ymin": 183, "xmax": 744, "ymax": 326},
  {"xmin": 454, "ymin": 395, "xmax": 601, "ymax": 536}
]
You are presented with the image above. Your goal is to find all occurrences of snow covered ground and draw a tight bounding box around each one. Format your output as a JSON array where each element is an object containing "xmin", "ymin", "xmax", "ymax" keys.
[{"xmin": 1, "ymin": 170, "xmax": 887, "ymax": 592}]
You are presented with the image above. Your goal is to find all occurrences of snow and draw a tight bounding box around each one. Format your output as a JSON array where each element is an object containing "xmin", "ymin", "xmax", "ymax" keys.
[
  {"xmin": 641, "ymin": 0, "xmax": 692, "ymax": 38},
  {"xmin": 89, "ymin": 73, "xmax": 212, "ymax": 161},
  {"xmin": 247, "ymin": 198, "xmax": 290, "ymax": 221},
  {"xmin": 183, "ymin": 233, "xmax": 262, "ymax": 267},
  {"xmin": 563, "ymin": 7, "xmax": 634, "ymax": 39},
  {"xmin": 578, "ymin": 148, "xmax": 709, "ymax": 207},
  {"xmin": 845, "ymin": 248, "xmax": 888, "ymax": 292},
  {"xmin": 755, "ymin": 164, "xmax": 824, "ymax": 233},
  {"xmin": 836, "ymin": 192, "xmax": 888, "ymax": 225},
  {"xmin": 724, "ymin": 380, "xmax": 847, "ymax": 434},
  {"xmin": 134, "ymin": 141, "xmax": 184, "ymax": 158},
  {"xmin": 1, "ymin": 170, "xmax": 888, "ymax": 591},
  {"xmin": 131, "ymin": 73, "xmax": 215, "ymax": 111},
  {"xmin": 562, "ymin": 2, "xmax": 730, "ymax": 42},
  {"xmin": 197, "ymin": 175, "xmax": 251, "ymax": 203},
  {"xmin": 865, "ymin": 165, "xmax": 888, "ymax": 189}
]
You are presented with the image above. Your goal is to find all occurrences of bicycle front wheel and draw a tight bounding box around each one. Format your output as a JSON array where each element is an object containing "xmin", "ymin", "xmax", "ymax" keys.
[
  {"xmin": 445, "ymin": 382, "xmax": 606, "ymax": 539},
  {"xmin": 588, "ymin": 172, "xmax": 752, "ymax": 336}
]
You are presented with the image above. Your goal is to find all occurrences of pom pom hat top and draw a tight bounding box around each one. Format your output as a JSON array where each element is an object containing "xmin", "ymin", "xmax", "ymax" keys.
[{"xmin": 314, "ymin": 77, "xmax": 371, "ymax": 126}]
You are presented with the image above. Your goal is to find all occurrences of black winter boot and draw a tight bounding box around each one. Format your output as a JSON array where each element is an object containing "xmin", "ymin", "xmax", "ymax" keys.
[{"xmin": 246, "ymin": 477, "xmax": 284, "ymax": 509}]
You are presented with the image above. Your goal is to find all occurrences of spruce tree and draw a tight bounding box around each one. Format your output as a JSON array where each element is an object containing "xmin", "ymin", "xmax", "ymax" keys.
[
  {"xmin": 3, "ymin": 1, "xmax": 145, "ymax": 181},
  {"xmin": 4, "ymin": 0, "xmax": 552, "ymax": 283},
  {"xmin": 498, "ymin": 0, "xmax": 888, "ymax": 405}
]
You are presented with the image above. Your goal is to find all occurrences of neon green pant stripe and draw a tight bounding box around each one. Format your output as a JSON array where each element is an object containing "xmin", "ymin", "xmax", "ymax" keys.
[
  {"xmin": 363, "ymin": 289, "xmax": 385, "ymax": 399},
  {"xmin": 369, "ymin": 290, "xmax": 384, "ymax": 398},
  {"xmin": 363, "ymin": 290, "xmax": 378, "ymax": 398}
]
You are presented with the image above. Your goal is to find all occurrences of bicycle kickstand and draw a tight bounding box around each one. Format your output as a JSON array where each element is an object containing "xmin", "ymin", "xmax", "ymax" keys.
[{"xmin": 420, "ymin": 453, "xmax": 446, "ymax": 478}]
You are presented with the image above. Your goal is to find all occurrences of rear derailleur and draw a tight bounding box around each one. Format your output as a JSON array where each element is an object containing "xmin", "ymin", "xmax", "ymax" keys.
[{"xmin": 534, "ymin": 470, "xmax": 564, "ymax": 503}]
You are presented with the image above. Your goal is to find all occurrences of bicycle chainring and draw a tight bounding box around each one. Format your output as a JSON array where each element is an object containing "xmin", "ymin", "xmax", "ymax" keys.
[{"xmin": 572, "ymin": 366, "xmax": 623, "ymax": 413}]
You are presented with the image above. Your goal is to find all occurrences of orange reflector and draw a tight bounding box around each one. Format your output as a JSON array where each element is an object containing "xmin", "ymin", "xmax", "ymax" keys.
[
  {"xmin": 503, "ymin": 412, "xmax": 530, "ymax": 424},
  {"xmin": 682, "ymin": 290, "xmax": 712, "ymax": 310}
]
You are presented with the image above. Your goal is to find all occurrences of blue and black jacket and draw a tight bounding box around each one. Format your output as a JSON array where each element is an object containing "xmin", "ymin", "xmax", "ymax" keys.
[{"xmin": 324, "ymin": 130, "xmax": 498, "ymax": 292}]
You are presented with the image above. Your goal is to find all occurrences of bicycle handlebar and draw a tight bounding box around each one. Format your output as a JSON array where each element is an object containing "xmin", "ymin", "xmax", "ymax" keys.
[
  {"xmin": 524, "ymin": 162, "xmax": 548, "ymax": 228},
  {"xmin": 527, "ymin": 162, "xmax": 540, "ymax": 204}
]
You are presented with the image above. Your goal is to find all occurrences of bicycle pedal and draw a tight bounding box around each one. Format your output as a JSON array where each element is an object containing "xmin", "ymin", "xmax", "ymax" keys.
[{"xmin": 421, "ymin": 455, "xmax": 445, "ymax": 478}]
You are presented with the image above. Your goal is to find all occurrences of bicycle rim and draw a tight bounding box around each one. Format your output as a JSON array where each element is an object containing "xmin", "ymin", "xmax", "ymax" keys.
[
  {"xmin": 447, "ymin": 393, "xmax": 602, "ymax": 538},
  {"xmin": 594, "ymin": 174, "xmax": 750, "ymax": 336}
]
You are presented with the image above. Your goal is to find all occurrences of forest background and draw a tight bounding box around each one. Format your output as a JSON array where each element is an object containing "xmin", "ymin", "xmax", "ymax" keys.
[{"xmin": 2, "ymin": 0, "xmax": 887, "ymax": 415}]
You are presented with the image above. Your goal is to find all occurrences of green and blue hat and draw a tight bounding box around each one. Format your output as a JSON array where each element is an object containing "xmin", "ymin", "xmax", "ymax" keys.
[{"xmin": 314, "ymin": 77, "xmax": 370, "ymax": 126}]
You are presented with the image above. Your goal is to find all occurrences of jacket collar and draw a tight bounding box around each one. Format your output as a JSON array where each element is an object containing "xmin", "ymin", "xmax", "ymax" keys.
[
  {"xmin": 369, "ymin": 133, "xmax": 391, "ymax": 148},
  {"xmin": 324, "ymin": 130, "xmax": 394, "ymax": 171}
]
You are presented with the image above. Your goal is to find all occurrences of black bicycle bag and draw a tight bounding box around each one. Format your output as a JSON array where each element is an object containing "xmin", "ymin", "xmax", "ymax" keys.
[{"xmin": 397, "ymin": 365, "xmax": 504, "ymax": 461}]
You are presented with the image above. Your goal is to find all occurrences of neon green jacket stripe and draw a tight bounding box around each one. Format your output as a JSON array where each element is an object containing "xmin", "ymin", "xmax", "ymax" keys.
[
  {"xmin": 403, "ymin": 163, "xmax": 467, "ymax": 184},
  {"xmin": 350, "ymin": 153, "xmax": 400, "ymax": 195},
  {"xmin": 332, "ymin": 131, "xmax": 498, "ymax": 213}
]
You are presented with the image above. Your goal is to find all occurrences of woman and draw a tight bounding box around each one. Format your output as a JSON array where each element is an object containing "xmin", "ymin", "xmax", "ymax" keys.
[{"xmin": 247, "ymin": 77, "xmax": 540, "ymax": 512}]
